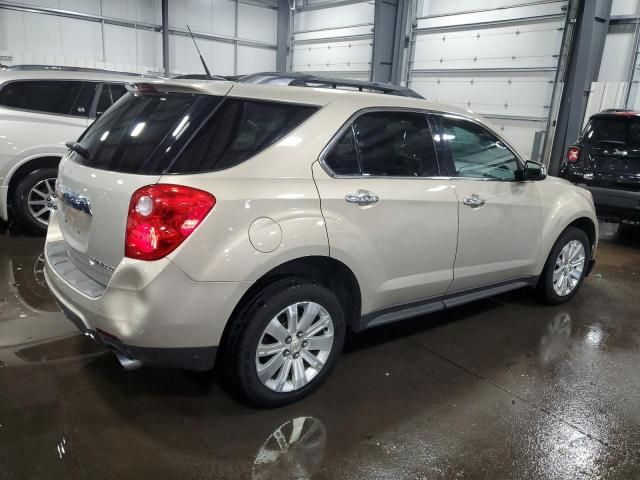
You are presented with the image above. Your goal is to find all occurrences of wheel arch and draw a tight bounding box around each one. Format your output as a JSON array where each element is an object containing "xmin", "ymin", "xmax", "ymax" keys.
[{"xmin": 219, "ymin": 256, "xmax": 362, "ymax": 350}]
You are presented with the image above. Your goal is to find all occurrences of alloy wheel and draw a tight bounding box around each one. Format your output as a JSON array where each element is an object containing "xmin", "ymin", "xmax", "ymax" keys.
[
  {"xmin": 255, "ymin": 301, "xmax": 334, "ymax": 393},
  {"xmin": 552, "ymin": 239, "xmax": 586, "ymax": 296},
  {"xmin": 27, "ymin": 178, "xmax": 57, "ymax": 226}
]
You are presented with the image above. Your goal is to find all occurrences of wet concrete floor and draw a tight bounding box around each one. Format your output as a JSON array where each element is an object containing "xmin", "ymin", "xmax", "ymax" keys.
[{"xmin": 0, "ymin": 221, "xmax": 639, "ymax": 479}]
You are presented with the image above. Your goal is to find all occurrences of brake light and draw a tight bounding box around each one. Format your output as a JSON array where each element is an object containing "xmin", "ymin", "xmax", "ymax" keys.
[
  {"xmin": 125, "ymin": 184, "xmax": 215, "ymax": 261},
  {"xmin": 566, "ymin": 146, "xmax": 580, "ymax": 163}
]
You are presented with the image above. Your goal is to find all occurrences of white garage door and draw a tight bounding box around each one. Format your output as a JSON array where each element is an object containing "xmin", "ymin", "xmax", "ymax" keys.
[
  {"xmin": 291, "ymin": 1, "xmax": 375, "ymax": 81},
  {"xmin": 407, "ymin": 0, "xmax": 568, "ymax": 160}
]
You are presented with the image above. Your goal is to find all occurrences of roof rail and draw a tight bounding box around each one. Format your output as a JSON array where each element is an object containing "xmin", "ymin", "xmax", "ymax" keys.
[
  {"xmin": 238, "ymin": 72, "xmax": 424, "ymax": 99},
  {"xmin": 1, "ymin": 64, "xmax": 158, "ymax": 77}
]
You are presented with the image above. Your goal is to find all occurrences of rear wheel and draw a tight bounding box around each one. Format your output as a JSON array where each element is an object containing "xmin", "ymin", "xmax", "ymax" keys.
[
  {"xmin": 537, "ymin": 227, "xmax": 590, "ymax": 305},
  {"xmin": 12, "ymin": 168, "xmax": 58, "ymax": 234},
  {"xmin": 224, "ymin": 278, "xmax": 345, "ymax": 407}
]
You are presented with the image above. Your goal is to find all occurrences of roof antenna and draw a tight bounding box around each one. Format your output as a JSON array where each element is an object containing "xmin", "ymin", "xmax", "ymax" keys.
[{"xmin": 187, "ymin": 25, "xmax": 212, "ymax": 80}]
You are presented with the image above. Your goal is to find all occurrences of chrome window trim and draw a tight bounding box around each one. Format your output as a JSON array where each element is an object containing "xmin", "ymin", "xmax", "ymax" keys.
[{"xmin": 318, "ymin": 106, "xmax": 525, "ymax": 181}]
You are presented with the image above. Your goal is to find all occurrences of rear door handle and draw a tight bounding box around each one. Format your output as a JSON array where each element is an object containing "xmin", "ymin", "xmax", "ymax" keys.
[
  {"xmin": 463, "ymin": 194, "xmax": 485, "ymax": 208},
  {"xmin": 345, "ymin": 190, "xmax": 379, "ymax": 206}
]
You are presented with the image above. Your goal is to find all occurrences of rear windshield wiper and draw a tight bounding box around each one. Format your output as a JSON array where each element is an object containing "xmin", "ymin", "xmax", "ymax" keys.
[{"xmin": 65, "ymin": 141, "xmax": 92, "ymax": 160}]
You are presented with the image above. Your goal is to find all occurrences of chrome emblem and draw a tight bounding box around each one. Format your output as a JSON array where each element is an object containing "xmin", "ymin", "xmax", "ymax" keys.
[
  {"xmin": 58, "ymin": 184, "xmax": 93, "ymax": 215},
  {"xmin": 613, "ymin": 149, "xmax": 627, "ymax": 156},
  {"xmin": 88, "ymin": 257, "xmax": 116, "ymax": 272}
]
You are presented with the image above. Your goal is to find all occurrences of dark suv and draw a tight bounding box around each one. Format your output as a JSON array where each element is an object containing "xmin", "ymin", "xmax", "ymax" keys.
[{"xmin": 559, "ymin": 110, "xmax": 640, "ymax": 224}]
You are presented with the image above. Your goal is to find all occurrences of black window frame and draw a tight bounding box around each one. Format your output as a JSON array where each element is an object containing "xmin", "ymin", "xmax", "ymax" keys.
[
  {"xmin": 320, "ymin": 107, "xmax": 444, "ymax": 178},
  {"xmin": 0, "ymin": 79, "xmax": 102, "ymax": 119},
  {"xmin": 429, "ymin": 113, "xmax": 524, "ymax": 181}
]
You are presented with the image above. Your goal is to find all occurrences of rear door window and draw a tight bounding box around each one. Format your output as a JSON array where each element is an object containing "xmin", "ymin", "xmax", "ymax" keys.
[
  {"xmin": 323, "ymin": 110, "xmax": 440, "ymax": 177},
  {"xmin": 169, "ymin": 99, "xmax": 317, "ymax": 173},
  {"xmin": 0, "ymin": 80, "xmax": 95, "ymax": 117}
]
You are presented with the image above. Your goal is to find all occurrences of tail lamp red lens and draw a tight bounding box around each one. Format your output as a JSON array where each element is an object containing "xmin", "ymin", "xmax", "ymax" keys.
[
  {"xmin": 125, "ymin": 184, "xmax": 215, "ymax": 261},
  {"xmin": 566, "ymin": 146, "xmax": 580, "ymax": 163}
]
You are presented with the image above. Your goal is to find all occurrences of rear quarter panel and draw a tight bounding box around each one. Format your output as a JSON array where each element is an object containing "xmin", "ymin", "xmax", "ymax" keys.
[{"xmin": 535, "ymin": 176, "xmax": 598, "ymax": 274}]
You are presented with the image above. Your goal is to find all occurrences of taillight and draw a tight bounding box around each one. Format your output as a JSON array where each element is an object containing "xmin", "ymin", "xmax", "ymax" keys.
[
  {"xmin": 566, "ymin": 146, "xmax": 580, "ymax": 163},
  {"xmin": 125, "ymin": 184, "xmax": 215, "ymax": 261}
]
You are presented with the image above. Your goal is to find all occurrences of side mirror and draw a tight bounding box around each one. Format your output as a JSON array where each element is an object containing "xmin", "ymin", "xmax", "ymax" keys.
[{"xmin": 516, "ymin": 160, "xmax": 547, "ymax": 181}]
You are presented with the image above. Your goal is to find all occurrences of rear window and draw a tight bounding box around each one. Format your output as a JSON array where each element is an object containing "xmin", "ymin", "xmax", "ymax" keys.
[
  {"xmin": 75, "ymin": 92, "xmax": 215, "ymax": 174},
  {"xmin": 583, "ymin": 117, "xmax": 640, "ymax": 148},
  {"xmin": 73, "ymin": 93, "xmax": 317, "ymax": 174},
  {"xmin": 168, "ymin": 99, "xmax": 317, "ymax": 173},
  {"xmin": 0, "ymin": 80, "xmax": 96, "ymax": 116}
]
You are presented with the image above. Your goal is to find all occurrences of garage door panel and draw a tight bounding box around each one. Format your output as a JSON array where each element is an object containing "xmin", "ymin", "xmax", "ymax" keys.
[{"xmin": 410, "ymin": 72, "xmax": 554, "ymax": 118}]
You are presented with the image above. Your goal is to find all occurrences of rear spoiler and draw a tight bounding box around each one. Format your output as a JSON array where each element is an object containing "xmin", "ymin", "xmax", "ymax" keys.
[{"xmin": 125, "ymin": 81, "xmax": 231, "ymax": 96}]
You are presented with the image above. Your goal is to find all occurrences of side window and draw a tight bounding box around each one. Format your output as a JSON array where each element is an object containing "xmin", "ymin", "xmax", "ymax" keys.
[
  {"xmin": 353, "ymin": 111, "xmax": 439, "ymax": 177},
  {"xmin": 0, "ymin": 80, "xmax": 92, "ymax": 116},
  {"xmin": 170, "ymin": 99, "xmax": 317, "ymax": 173},
  {"xmin": 95, "ymin": 85, "xmax": 112, "ymax": 117},
  {"xmin": 96, "ymin": 84, "xmax": 129, "ymax": 118},
  {"xmin": 110, "ymin": 84, "xmax": 127, "ymax": 103},
  {"xmin": 71, "ymin": 82, "xmax": 96, "ymax": 117},
  {"xmin": 324, "ymin": 127, "xmax": 360, "ymax": 175},
  {"xmin": 441, "ymin": 117, "xmax": 519, "ymax": 180}
]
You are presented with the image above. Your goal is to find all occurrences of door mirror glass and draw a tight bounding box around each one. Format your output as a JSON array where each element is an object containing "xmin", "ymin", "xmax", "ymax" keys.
[{"xmin": 516, "ymin": 160, "xmax": 547, "ymax": 181}]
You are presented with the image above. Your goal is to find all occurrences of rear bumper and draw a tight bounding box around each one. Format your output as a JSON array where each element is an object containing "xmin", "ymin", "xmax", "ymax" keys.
[
  {"xmin": 579, "ymin": 184, "xmax": 640, "ymax": 223},
  {"xmin": 57, "ymin": 301, "xmax": 217, "ymax": 371},
  {"xmin": 44, "ymin": 232, "xmax": 251, "ymax": 371}
]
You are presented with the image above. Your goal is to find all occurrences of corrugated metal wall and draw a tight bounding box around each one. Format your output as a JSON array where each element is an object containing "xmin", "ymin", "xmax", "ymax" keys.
[{"xmin": 0, "ymin": 0, "xmax": 278, "ymax": 75}]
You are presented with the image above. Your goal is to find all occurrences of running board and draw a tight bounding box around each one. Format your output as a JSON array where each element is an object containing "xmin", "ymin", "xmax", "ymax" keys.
[{"xmin": 358, "ymin": 277, "xmax": 536, "ymax": 330}]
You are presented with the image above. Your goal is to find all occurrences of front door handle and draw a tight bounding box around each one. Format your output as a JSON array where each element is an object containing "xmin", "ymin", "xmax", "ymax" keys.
[
  {"xmin": 463, "ymin": 194, "xmax": 485, "ymax": 208},
  {"xmin": 345, "ymin": 190, "xmax": 379, "ymax": 206}
]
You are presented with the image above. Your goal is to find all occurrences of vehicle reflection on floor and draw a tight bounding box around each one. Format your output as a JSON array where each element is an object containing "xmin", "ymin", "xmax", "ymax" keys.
[
  {"xmin": 0, "ymin": 223, "xmax": 105, "ymax": 368},
  {"xmin": 0, "ymin": 220, "xmax": 639, "ymax": 479}
]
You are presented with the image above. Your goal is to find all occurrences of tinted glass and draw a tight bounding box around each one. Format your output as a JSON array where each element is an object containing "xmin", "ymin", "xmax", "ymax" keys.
[
  {"xmin": 353, "ymin": 111, "xmax": 439, "ymax": 177},
  {"xmin": 324, "ymin": 127, "xmax": 359, "ymax": 175},
  {"xmin": 95, "ymin": 85, "xmax": 112, "ymax": 117},
  {"xmin": 442, "ymin": 117, "xmax": 519, "ymax": 180},
  {"xmin": 582, "ymin": 117, "xmax": 640, "ymax": 148},
  {"xmin": 170, "ymin": 99, "xmax": 317, "ymax": 173},
  {"xmin": 0, "ymin": 80, "xmax": 94, "ymax": 116},
  {"xmin": 76, "ymin": 92, "xmax": 202, "ymax": 173},
  {"xmin": 71, "ymin": 82, "xmax": 96, "ymax": 117},
  {"xmin": 96, "ymin": 84, "xmax": 129, "ymax": 117}
]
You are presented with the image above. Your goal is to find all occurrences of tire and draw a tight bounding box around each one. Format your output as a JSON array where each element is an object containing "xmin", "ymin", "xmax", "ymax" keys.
[
  {"xmin": 12, "ymin": 168, "xmax": 58, "ymax": 234},
  {"xmin": 537, "ymin": 226, "xmax": 591, "ymax": 305},
  {"xmin": 224, "ymin": 278, "xmax": 346, "ymax": 407}
]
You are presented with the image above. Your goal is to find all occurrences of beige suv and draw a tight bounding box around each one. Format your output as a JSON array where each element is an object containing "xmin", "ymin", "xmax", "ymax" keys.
[{"xmin": 44, "ymin": 75, "xmax": 598, "ymax": 406}]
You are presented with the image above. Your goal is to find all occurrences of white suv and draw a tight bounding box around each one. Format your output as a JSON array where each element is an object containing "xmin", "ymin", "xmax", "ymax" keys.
[
  {"xmin": 0, "ymin": 66, "xmax": 144, "ymax": 232},
  {"xmin": 44, "ymin": 76, "xmax": 598, "ymax": 406}
]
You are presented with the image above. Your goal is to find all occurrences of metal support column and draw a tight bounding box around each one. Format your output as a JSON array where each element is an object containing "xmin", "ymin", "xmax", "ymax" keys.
[
  {"xmin": 161, "ymin": 0, "xmax": 170, "ymax": 76},
  {"xmin": 371, "ymin": 0, "xmax": 409, "ymax": 84},
  {"xmin": 277, "ymin": 0, "xmax": 291, "ymax": 71},
  {"xmin": 548, "ymin": 0, "xmax": 612, "ymax": 174}
]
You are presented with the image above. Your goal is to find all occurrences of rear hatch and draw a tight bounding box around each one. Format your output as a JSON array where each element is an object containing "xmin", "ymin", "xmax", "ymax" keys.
[
  {"xmin": 581, "ymin": 115, "xmax": 640, "ymax": 191},
  {"xmin": 57, "ymin": 82, "xmax": 231, "ymax": 285}
]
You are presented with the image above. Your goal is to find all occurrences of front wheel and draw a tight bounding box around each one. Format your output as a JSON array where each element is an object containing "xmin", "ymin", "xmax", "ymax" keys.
[
  {"xmin": 224, "ymin": 279, "xmax": 345, "ymax": 407},
  {"xmin": 537, "ymin": 227, "xmax": 591, "ymax": 305}
]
